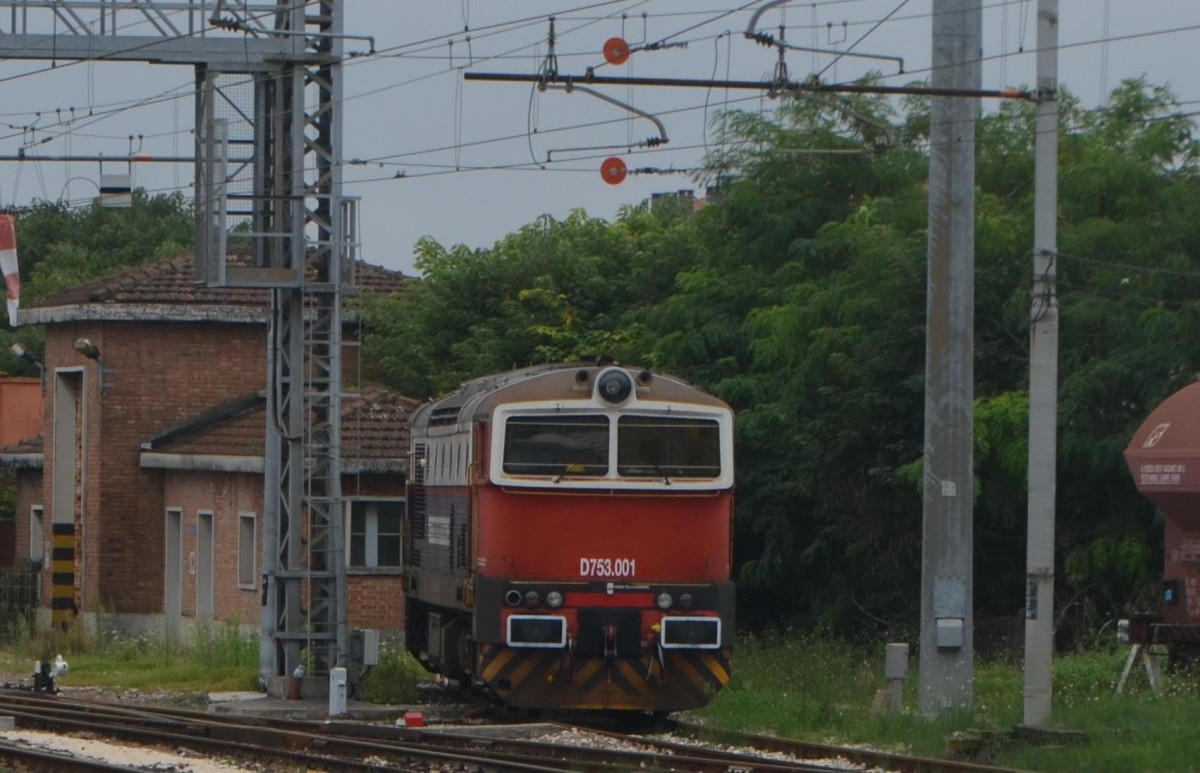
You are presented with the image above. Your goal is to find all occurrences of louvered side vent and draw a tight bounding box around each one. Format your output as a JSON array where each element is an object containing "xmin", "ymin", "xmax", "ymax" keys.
[
  {"xmin": 429, "ymin": 405, "xmax": 459, "ymax": 427},
  {"xmin": 455, "ymin": 523, "xmax": 468, "ymax": 570},
  {"xmin": 411, "ymin": 442, "xmax": 427, "ymax": 541}
]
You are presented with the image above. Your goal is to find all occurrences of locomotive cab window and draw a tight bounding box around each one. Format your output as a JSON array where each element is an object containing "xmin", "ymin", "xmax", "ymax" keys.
[
  {"xmin": 618, "ymin": 416, "xmax": 721, "ymax": 478},
  {"xmin": 503, "ymin": 415, "xmax": 608, "ymax": 476}
]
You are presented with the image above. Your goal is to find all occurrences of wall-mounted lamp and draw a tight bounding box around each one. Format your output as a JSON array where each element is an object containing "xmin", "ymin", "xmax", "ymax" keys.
[
  {"xmin": 73, "ymin": 338, "xmax": 101, "ymax": 361},
  {"xmin": 73, "ymin": 338, "xmax": 112, "ymax": 394},
  {"xmin": 10, "ymin": 342, "xmax": 44, "ymax": 394}
]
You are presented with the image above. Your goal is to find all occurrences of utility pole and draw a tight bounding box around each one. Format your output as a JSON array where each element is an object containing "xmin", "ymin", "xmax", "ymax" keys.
[
  {"xmin": 919, "ymin": 0, "xmax": 980, "ymax": 716},
  {"xmin": 1024, "ymin": 0, "xmax": 1059, "ymax": 728}
]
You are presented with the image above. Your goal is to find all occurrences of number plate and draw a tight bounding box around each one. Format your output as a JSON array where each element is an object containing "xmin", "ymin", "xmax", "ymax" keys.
[{"xmin": 579, "ymin": 557, "xmax": 637, "ymax": 578}]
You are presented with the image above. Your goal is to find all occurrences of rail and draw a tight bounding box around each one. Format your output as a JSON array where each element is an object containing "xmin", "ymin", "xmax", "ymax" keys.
[{"xmin": 0, "ymin": 688, "xmax": 1035, "ymax": 772}]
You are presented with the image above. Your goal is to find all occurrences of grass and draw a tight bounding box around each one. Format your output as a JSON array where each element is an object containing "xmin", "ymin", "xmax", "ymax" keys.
[
  {"xmin": 0, "ymin": 622, "xmax": 262, "ymax": 693},
  {"xmin": 695, "ymin": 633, "xmax": 1200, "ymax": 773},
  {"xmin": 0, "ymin": 621, "xmax": 426, "ymax": 703},
  {"xmin": 7, "ymin": 624, "xmax": 1198, "ymax": 770}
]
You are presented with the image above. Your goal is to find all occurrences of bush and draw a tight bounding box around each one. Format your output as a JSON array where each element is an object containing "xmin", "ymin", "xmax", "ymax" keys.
[
  {"xmin": 357, "ymin": 642, "xmax": 424, "ymax": 704},
  {"xmin": 0, "ymin": 563, "xmax": 42, "ymax": 645}
]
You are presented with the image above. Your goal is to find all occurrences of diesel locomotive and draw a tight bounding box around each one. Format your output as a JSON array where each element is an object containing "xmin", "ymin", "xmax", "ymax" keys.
[{"xmin": 403, "ymin": 362, "xmax": 735, "ymax": 711}]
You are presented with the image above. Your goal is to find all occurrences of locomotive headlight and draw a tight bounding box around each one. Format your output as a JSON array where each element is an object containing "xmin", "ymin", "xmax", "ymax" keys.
[
  {"xmin": 596, "ymin": 369, "xmax": 633, "ymax": 404},
  {"xmin": 656, "ymin": 592, "xmax": 673, "ymax": 610},
  {"xmin": 524, "ymin": 590, "xmax": 541, "ymax": 608},
  {"xmin": 546, "ymin": 591, "xmax": 564, "ymax": 609}
]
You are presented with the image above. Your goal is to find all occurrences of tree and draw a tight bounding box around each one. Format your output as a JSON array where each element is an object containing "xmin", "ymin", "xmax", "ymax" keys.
[
  {"xmin": 362, "ymin": 206, "xmax": 697, "ymax": 397},
  {"xmin": 361, "ymin": 78, "xmax": 1200, "ymax": 644},
  {"xmin": 0, "ymin": 191, "xmax": 193, "ymax": 377}
]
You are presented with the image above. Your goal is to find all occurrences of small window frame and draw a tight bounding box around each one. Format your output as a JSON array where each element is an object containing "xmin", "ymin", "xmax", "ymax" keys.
[
  {"xmin": 29, "ymin": 504, "xmax": 44, "ymax": 565},
  {"xmin": 345, "ymin": 498, "xmax": 405, "ymax": 573},
  {"xmin": 237, "ymin": 512, "xmax": 257, "ymax": 590}
]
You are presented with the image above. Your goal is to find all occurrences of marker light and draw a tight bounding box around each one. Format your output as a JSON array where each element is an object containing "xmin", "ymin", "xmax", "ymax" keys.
[
  {"xmin": 656, "ymin": 592, "xmax": 673, "ymax": 610},
  {"xmin": 546, "ymin": 591, "xmax": 564, "ymax": 609},
  {"xmin": 597, "ymin": 369, "xmax": 633, "ymax": 404},
  {"xmin": 524, "ymin": 590, "xmax": 541, "ymax": 608}
]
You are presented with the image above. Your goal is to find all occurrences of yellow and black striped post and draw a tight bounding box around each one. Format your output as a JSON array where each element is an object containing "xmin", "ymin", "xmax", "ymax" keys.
[{"xmin": 50, "ymin": 523, "xmax": 76, "ymax": 627}]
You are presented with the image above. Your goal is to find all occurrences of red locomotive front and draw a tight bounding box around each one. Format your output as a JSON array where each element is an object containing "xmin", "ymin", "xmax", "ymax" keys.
[{"xmin": 404, "ymin": 363, "xmax": 735, "ymax": 711}]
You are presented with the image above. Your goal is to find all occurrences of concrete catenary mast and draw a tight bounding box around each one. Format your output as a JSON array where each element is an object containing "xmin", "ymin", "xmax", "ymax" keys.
[
  {"xmin": 1023, "ymin": 0, "xmax": 1059, "ymax": 728},
  {"xmin": 919, "ymin": 0, "xmax": 980, "ymax": 716}
]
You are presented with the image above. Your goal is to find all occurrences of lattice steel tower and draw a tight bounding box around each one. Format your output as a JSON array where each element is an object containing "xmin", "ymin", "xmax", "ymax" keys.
[{"xmin": 0, "ymin": 0, "xmax": 354, "ymax": 683}]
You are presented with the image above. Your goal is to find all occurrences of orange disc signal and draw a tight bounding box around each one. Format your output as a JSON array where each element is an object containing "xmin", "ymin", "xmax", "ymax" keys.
[
  {"xmin": 600, "ymin": 157, "xmax": 627, "ymax": 185},
  {"xmin": 603, "ymin": 36, "xmax": 630, "ymax": 66}
]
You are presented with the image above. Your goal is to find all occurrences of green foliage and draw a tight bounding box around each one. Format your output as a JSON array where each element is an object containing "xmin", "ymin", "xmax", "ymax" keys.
[
  {"xmin": 0, "ymin": 468, "xmax": 15, "ymax": 526},
  {"xmin": 700, "ymin": 634, "xmax": 1200, "ymax": 772},
  {"xmin": 362, "ymin": 77, "xmax": 1200, "ymax": 644},
  {"xmin": 2, "ymin": 620, "xmax": 259, "ymax": 693},
  {"xmin": 0, "ymin": 564, "xmax": 40, "ymax": 643},
  {"xmin": 0, "ymin": 191, "xmax": 193, "ymax": 365},
  {"xmin": 16, "ymin": 191, "xmax": 194, "ymax": 302},
  {"xmin": 357, "ymin": 642, "xmax": 424, "ymax": 704},
  {"xmin": 362, "ymin": 207, "xmax": 696, "ymax": 397}
]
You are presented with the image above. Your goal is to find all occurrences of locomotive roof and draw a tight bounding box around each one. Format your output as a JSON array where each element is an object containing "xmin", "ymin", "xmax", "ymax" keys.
[{"xmin": 410, "ymin": 363, "xmax": 727, "ymax": 433}]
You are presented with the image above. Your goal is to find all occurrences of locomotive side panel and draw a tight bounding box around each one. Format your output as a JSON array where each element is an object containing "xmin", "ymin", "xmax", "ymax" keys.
[
  {"xmin": 404, "ymin": 431, "xmax": 475, "ymax": 679},
  {"xmin": 406, "ymin": 434, "xmax": 473, "ymax": 608}
]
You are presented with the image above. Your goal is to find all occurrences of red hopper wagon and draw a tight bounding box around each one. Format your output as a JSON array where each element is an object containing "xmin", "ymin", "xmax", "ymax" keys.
[{"xmin": 1123, "ymin": 379, "xmax": 1200, "ymax": 663}]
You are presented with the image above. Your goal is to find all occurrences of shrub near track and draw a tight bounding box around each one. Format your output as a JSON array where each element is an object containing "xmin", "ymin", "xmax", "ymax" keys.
[{"xmin": 695, "ymin": 633, "xmax": 1200, "ymax": 773}]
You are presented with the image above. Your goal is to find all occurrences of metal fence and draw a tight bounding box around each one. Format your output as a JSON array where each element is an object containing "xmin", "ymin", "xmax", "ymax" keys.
[{"xmin": 0, "ymin": 563, "xmax": 40, "ymax": 642}]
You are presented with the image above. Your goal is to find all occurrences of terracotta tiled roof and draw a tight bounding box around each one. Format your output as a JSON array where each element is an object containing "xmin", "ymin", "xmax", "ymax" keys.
[
  {"xmin": 0, "ymin": 434, "xmax": 44, "ymax": 468},
  {"xmin": 354, "ymin": 262, "xmax": 413, "ymax": 296},
  {"xmin": 342, "ymin": 388, "xmax": 421, "ymax": 471},
  {"xmin": 32, "ymin": 254, "xmax": 262, "ymax": 309},
  {"xmin": 30, "ymin": 253, "xmax": 412, "ymax": 310},
  {"xmin": 145, "ymin": 394, "xmax": 268, "ymax": 457},
  {"xmin": 1, "ymin": 434, "xmax": 42, "ymax": 455},
  {"xmin": 143, "ymin": 387, "xmax": 417, "ymax": 472}
]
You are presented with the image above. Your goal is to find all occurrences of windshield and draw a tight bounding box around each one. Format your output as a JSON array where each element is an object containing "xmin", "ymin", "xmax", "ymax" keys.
[
  {"xmin": 502, "ymin": 415, "xmax": 609, "ymax": 476},
  {"xmin": 617, "ymin": 416, "xmax": 721, "ymax": 478}
]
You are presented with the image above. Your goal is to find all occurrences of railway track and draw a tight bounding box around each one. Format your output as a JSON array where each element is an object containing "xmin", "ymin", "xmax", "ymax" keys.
[{"xmin": 0, "ymin": 688, "xmax": 1030, "ymax": 772}]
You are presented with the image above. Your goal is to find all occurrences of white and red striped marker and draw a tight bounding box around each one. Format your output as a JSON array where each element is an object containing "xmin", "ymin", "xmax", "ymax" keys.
[{"xmin": 0, "ymin": 214, "xmax": 18, "ymax": 327}]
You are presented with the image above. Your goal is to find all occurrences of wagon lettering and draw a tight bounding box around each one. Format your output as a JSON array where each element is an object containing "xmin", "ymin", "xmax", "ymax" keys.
[{"xmin": 579, "ymin": 557, "xmax": 636, "ymax": 578}]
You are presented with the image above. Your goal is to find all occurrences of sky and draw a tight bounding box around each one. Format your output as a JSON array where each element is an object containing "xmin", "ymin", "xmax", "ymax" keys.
[{"xmin": 0, "ymin": 0, "xmax": 1197, "ymax": 277}]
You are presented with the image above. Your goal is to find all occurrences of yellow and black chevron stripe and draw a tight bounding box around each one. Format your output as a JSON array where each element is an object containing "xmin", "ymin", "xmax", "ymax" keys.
[
  {"xmin": 51, "ymin": 523, "xmax": 76, "ymax": 627},
  {"xmin": 477, "ymin": 643, "xmax": 731, "ymax": 711}
]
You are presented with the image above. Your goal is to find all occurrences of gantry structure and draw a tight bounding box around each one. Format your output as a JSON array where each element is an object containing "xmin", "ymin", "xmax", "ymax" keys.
[{"xmin": 0, "ymin": 0, "xmax": 354, "ymax": 682}]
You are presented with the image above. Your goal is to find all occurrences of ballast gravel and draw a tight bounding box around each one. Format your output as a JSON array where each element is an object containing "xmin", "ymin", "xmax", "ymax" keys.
[{"xmin": 0, "ymin": 728, "xmax": 262, "ymax": 772}]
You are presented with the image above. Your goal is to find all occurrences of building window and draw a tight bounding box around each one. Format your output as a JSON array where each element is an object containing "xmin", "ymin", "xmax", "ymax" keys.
[
  {"xmin": 29, "ymin": 505, "xmax": 44, "ymax": 565},
  {"xmin": 238, "ymin": 512, "xmax": 257, "ymax": 589},
  {"xmin": 348, "ymin": 500, "xmax": 404, "ymax": 570}
]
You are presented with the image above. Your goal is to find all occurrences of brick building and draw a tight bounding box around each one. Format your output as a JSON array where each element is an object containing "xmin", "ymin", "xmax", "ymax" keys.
[
  {"xmin": 0, "ymin": 254, "xmax": 414, "ymax": 641},
  {"xmin": 0, "ymin": 375, "xmax": 43, "ymax": 566}
]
